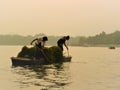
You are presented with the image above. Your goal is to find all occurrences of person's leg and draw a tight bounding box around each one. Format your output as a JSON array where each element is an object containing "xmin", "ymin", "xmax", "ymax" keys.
[
  {"xmin": 58, "ymin": 44, "xmax": 63, "ymax": 51},
  {"xmin": 57, "ymin": 42, "xmax": 63, "ymax": 51}
]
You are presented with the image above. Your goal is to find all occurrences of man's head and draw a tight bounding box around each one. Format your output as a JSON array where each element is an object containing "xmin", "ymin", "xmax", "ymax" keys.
[
  {"xmin": 66, "ymin": 35, "xmax": 70, "ymax": 40},
  {"xmin": 43, "ymin": 36, "xmax": 48, "ymax": 41}
]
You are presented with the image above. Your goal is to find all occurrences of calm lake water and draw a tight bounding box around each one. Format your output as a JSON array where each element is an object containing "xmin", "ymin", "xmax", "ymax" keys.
[{"xmin": 0, "ymin": 46, "xmax": 120, "ymax": 90}]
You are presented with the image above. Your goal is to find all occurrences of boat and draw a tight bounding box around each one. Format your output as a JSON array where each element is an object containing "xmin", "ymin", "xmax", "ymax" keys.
[
  {"xmin": 11, "ymin": 46, "xmax": 72, "ymax": 66},
  {"xmin": 11, "ymin": 56, "xmax": 72, "ymax": 66},
  {"xmin": 109, "ymin": 46, "xmax": 115, "ymax": 49}
]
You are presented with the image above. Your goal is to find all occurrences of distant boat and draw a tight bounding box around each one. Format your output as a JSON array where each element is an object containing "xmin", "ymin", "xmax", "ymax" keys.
[{"xmin": 109, "ymin": 46, "xmax": 115, "ymax": 49}]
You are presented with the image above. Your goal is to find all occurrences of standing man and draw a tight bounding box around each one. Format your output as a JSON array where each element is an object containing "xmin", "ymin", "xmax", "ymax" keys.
[{"xmin": 57, "ymin": 35, "xmax": 70, "ymax": 51}]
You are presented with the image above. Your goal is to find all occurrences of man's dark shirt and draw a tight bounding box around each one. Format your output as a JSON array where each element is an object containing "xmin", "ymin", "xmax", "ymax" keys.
[{"xmin": 57, "ymin": 37, "xmax": 65, "ymax": 45}]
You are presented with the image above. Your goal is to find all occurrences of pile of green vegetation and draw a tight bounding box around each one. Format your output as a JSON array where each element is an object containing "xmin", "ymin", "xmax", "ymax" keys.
[{"xmin": 17, "ymin": 46, "xmax": 63, "ymax": 63}]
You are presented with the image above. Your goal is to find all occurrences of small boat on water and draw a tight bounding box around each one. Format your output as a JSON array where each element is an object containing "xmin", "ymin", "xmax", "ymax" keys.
[
  {"xmin": 109, "ymin": 46, "xmax": 115, "ymax": 49},
  {"xmin": 11, "ymin": 46, "xmax": 72, "ymax": 66}
]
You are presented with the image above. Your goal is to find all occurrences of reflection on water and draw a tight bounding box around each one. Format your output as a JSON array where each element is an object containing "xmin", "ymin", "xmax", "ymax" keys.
[{"xmin": 11, "ymin": 63, "xmax": 71, "ymax": 90}]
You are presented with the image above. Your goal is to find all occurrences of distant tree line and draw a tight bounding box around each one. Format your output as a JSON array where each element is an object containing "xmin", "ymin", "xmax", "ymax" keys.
[
  {"xmin": 0, "ymin": 31, "xmax": 120, "ymax": 46},
  {"xmin": 78, "ymin": 31, "xmax": 120, "ymax": 46},
  {"xmin": 0, "ymin": 33, "xmax": 79, "ymax": 46}
]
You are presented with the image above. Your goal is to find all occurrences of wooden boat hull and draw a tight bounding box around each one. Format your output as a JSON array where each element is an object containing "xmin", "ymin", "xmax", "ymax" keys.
[{"xmin": 11, "ymin": 56, "xmax": 72, "ymax": 66}]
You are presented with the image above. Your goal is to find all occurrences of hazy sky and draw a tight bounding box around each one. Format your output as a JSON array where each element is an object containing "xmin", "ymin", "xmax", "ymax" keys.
[{"xmin": 0, "ymin": 0, "xmax": 120, "ymax": 36}]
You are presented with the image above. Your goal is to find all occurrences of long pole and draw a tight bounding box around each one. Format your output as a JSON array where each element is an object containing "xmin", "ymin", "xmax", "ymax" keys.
[
  {"xmin": 40, "ymin": 49, "xmax": 51, "ymax": 63},
  {"xmin": 67, "ymin": 49, "xmax": 69, "ymax": 57}
]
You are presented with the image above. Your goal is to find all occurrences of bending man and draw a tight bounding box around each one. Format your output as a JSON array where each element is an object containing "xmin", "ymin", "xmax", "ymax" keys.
[
  {"xmin": 57, "ymin": 35, "xmax": 70, "ymax": 51},
  {"xmin": 30, "ymin": 36, "xmax": 48, "ymax": 60}
]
